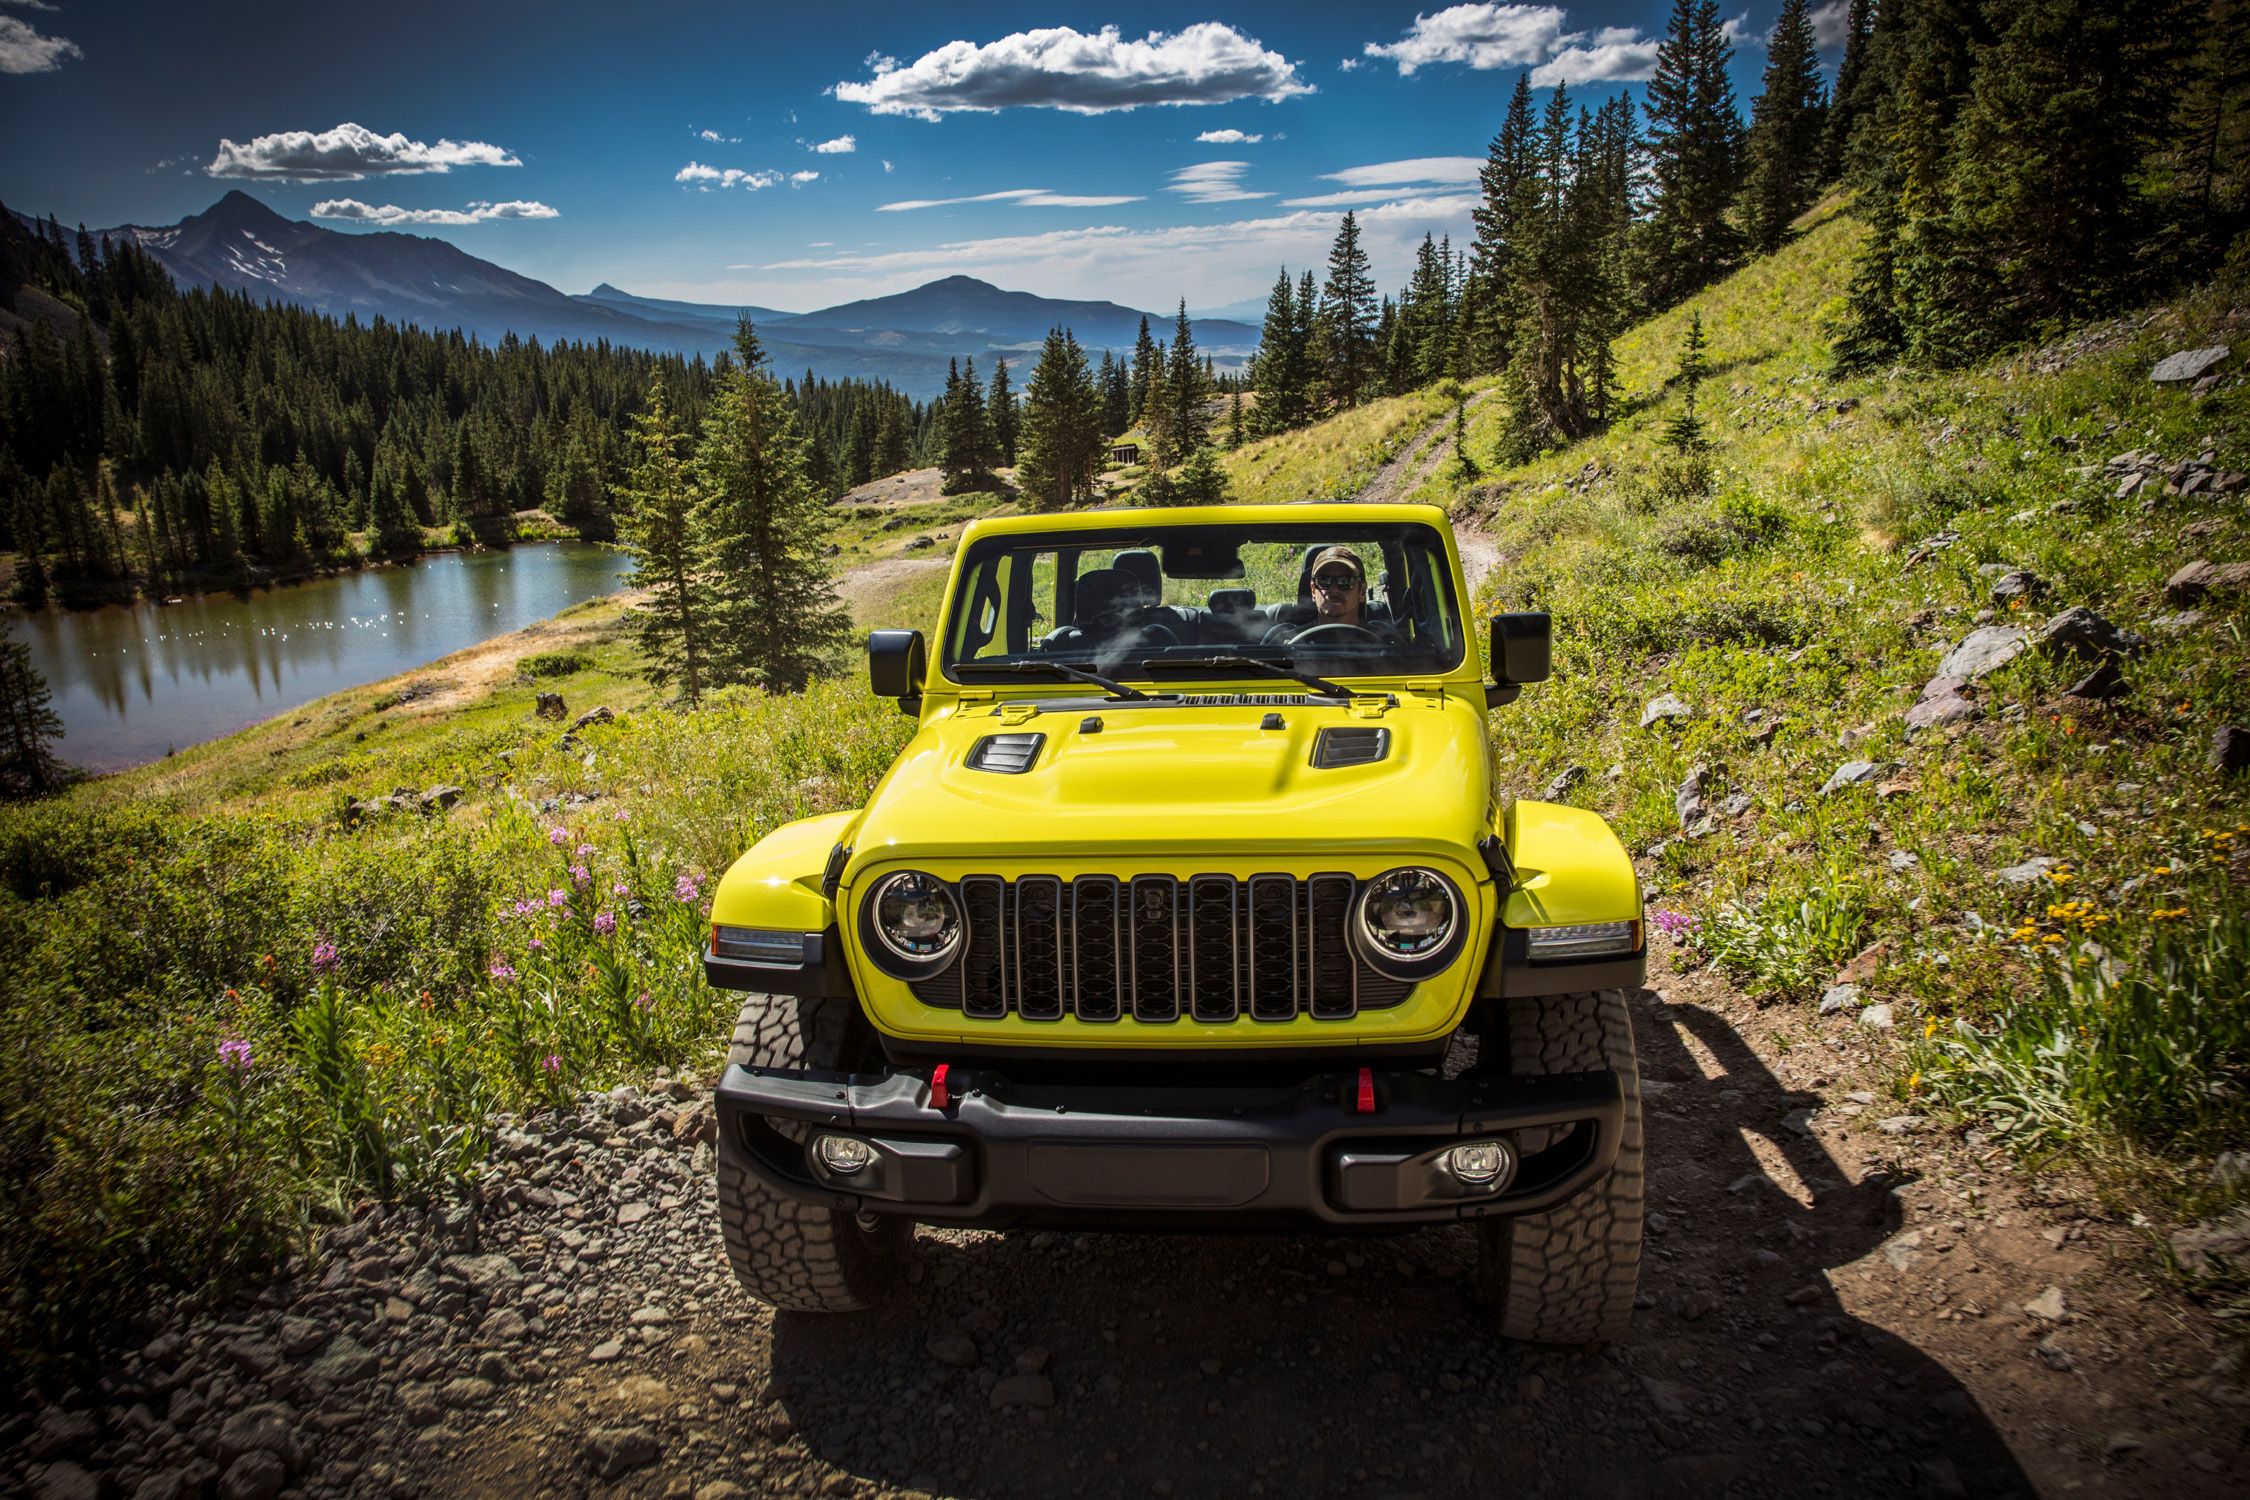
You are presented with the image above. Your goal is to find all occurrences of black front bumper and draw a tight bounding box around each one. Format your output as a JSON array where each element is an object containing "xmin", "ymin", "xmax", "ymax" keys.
[{"xmin": 714, "ymin": 1062, "xmax": 1624, "ymax": 1231}]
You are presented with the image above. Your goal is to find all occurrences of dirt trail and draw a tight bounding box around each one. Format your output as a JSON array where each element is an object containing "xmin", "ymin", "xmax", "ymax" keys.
[
  {"xmin": 1358, "ymin": 389, "xmax": 1503, "ymax": 508},
  {"xmin": 44, "ymin": 941, "xmax": 2238, "ymax": 1500}
]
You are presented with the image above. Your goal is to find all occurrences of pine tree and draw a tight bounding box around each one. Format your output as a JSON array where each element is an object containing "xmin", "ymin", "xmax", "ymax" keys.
[
  {"xmin": 1663, "ymin": 312, "xmax": 1712, "ymax": 453},
  {"xmin": 1740, "ymin": 0, "xmax": 1829, "ymax": 254},
  {"xmin": 1822, "ymin": 0, "xmax": 1878, "ymax": 178},
  {"xmin": 1097, "ymin": 350, "xmax": 1130, "ymax": 438},
  {"xmin": 0, "ymin": 635, "xmax": 64, "ymax": 798},
  {"xmin": 368, "ymin": 466, "xmax": 420, "ymax": 559},
  {"xmin": 2164, "ymin": 0, "xmax": 2250, "ymax": 261},
  {"xmin": 1226, "ymin": 389, "xmax": 1246, "ymax": 450},
  {"xmin": 1471, "ymin": 73, "xmax": 1542, "ymax": 375},
  {"xmin": 1316, "ymin": 213, "xmax": 1377, "ymax": 407},
  {"xmin": 618, "ymin": 377, "xmax": 711, "ymax": 706},
  {"xmin": 692, "ymin": 319, "xmax": 849, "ymax": 693},
  {"xmin": 1640, "ymin": 0, "xmax": 1745, "ymax": 307},
  {"xmin": 987, "ymin": 358, "xmax": 1018, "ymax": 466},
  {"xmin": 1449, "ymin": 396, "xmax": 1479, "ymax": 483},
  {"xmin": 937, "ymin": 356, "xmax": 997, "ymax": 493},
  {"xmin": 1166, "ymin": 301, "xmax": 1210, "ymax": 458},
  {"xmin": 1017, "ymin": 327, "xmax": 1103, "ymax": 510},
  {"xmin": 1173, "ymin": 444, "xmax": 1231, "ymax": 506},
  {"xmin": 1249, "ymin": 268, "xmax": 1310, "ymax": 436},
  {"xmin": 1128, "ymin": 316, "xmax": 1159, "ymax": 428}
]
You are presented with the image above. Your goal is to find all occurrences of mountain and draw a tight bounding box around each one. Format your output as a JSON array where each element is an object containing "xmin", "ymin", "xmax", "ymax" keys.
[{"xmin": 82, "ymin": 194, "xmax": 1255, "ymax": 398}]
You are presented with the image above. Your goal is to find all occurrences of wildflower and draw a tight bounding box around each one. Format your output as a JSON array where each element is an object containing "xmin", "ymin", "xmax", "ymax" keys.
[
  {"xmin": 634, "ymin": 992, "xmax": 655, "ymax": 1012},
  {"xmin": 547, "ymin": 827, "xmax": 569, "ymax": 846},
  {"xmin": 548, "ymin": 888, "xmax": 568, "ymax": 908},
  {"xmin": 217, "ymin": 1037, "xmax": 253, "ymax": 1074},
  {"xmin": 541, "ymin": 1053, "xmax": 562, "ymax": 1076},
  {"xmin": 1923, "ymin": 1017, "xmax": 1937, "ymax": 1038},
  {"xmin": 311, "ymin": 940, "xmax": 339, "ymax": 973},
  {"xmin": 430, "ymin": 1031, "xmax": 447, "ymax": 1048},
  {"xmin": 1907, "ymin": 1070, "xmax": 1922, "ymax": 1093},
  {"xmin": 594, "ymin": 911, "xmax": 616, "ymax": 936},
  {"xmin": 612, "ymin": 881, "xmax": 631, "ymax": 897},
  {"xmin": 528, "ymin": 937, "xmax": 545, "ymax": 952},
  {"xmin": 224, "ymin": 987, "xmax": 238, "ymax": 999},
  {"xmin": 613, "ymin": 808, "xmax": 630, "ymax": 823},
  {"xmin": 673, "ymin": 873, "xmax": 703, "ymax": 903},
  {"xmin": 570, "ymin": 864, "xmax": 592, "ymax": 888},
  {"xmin": 489, "ymin": 961, "xmax": 518, "ymax": 982},
  {"xmin": 1648, "ymin": 909, "xmax": 1698, "ymax": 939},
  {"xmin": 261, "ymin": 953, "xmax": 275, "ymax": 968},
  {"xmin": 576, "ymin": 843, "xmax": 597, "ymax": 859}
]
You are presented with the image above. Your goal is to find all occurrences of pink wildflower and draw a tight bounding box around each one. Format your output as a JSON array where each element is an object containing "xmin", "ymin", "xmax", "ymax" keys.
[
  {"xmin": 634, "ymin": 992, "xmax": 655, "ymax": 1012},
  {"xmin": 612, "ymin": 881, "xmax": 631, "ymax": 897},
  {"xmin": 541, "ymin": 1053, "xmax": 562, "ymax": 1076},
  {"xmin": 547, "ymin": 827, "xmax": 569, "ymax": 846},
  {"xmin": 594, "ymin": 911, "xmax": 616, "ymax": 936},
  {"xmin": 548, "ymin": 888, "xmax": 568, "ymax": 908},
  {"xmin": 310, "ymin": 940, "xmax": 339, "ymax": 973},
  {"xmin": 569, "ymin": 864, "xmax": 591, "ymax": 888},
  {"xmin": 488, "ymin": 961, "xmax": 518, "ymax": 982},
  {"xmin": 575, "ymin": 843, "xmax": 597, "ymax": 859},
  {"xmin": 217, "ymin": 1037, "xmax": 253, "ymax": 1074},
  {"xmin": 673, "ymin": 873, "xmax": 702, "ymax": 903},
  {"xmin": 527, "ymin": 937, "xmax": 544, "ymax": 952}
]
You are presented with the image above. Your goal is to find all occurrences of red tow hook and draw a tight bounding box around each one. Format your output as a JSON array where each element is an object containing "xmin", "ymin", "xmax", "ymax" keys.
[
  {"xmin": 1353, "ymin": 1066, "xmax": 1377, "ymax": 1114},
  {"xmin": 929, "ymin": 1063, "xmax": 951, "ymax": 1111}
]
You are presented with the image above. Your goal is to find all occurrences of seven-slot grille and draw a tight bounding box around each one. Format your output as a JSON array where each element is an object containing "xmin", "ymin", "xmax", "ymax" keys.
[{"xmin": 901, "ymin": 874, "xmax": 1414, "ymax": 1021}]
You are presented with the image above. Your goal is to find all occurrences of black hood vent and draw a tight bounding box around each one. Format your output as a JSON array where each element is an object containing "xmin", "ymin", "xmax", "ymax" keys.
[
  {"xmin": 966, "ymin": 732, "xmax": 1045, "ymax": 774},
  {"xmin": 1311, "ymin": 726, "xmax": 1390, "ymax": 769}
]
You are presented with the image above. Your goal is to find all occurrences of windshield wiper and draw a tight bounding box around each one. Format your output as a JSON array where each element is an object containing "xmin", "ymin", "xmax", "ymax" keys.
[
  {"xmin": 1139, "ymin": 654, "xmax": 1353, "ymax": 699},
  {"xmin": 954, "ymin": 660, "xmax": 1153, "ymax": 701}
]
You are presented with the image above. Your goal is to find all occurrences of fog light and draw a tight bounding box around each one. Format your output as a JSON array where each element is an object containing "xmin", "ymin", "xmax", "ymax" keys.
[
  {"xmin": 813, "ymin": 1134, "xmax": 875, "ymax": 1175},
  {"xmin": 1442, "ymin": 1140, "xmax": 1512, "ymax": 1187}
]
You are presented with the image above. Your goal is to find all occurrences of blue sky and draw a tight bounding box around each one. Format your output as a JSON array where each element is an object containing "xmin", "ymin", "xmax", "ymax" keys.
[{"xmin": 0, "ymin": 3, "xmax": 1845, "ymax": 315}]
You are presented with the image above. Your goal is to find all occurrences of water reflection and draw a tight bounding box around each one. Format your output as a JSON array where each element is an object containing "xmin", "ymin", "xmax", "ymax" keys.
[{"xmin": 6, "ymin": 544, "xmax": 629, "ymax": 772}]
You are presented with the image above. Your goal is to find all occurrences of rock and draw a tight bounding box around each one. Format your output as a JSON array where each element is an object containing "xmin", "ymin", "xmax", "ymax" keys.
[
  {"xmin": 1640, "ymin": 1376, "xmax": 1691, "ymax": 1419},
  {"xmin": 276, "ymin": 1316, "xmax": 328, "ymax": 1357},
  {"xmin": 989, "ymin": 1373, "xmax": 1055, "ymax": 1409},
  {"xmin": 1915, "ymin": 1457, "xmax": 1970, "ymax": 1499},
  {"xmin": 1674, "ymin": 763, "xmax": 1711, "ymax": 830},
  {"xmin": 1995, "ymin": 858, "xmax": 2057, "ymax": 885},
  {"xmin": 1640, "ymin": 693, "xmax": 1692, "ymax": 728},
  {"xmin": 1881, "ymin": 1230, "xmax": 1924, "ymax": 1271},
  {"xmin": 1988, "ymin": 569, "xmax": 2040, "ymax": 604},
  {"xmin": 1888, "ymin": 850, "xmax": 1919, "ymax": 872},
  {"xmin": 440, "ymin": 1377, "xmax": 497, "ymax": 1407},
  {"xmin": 1015, "ymin": 1347, "xmax": 1052, "ymax": 1374},
  {"xmin": 905, "ymin": 534, "xmax": 936, "ymax": 551},
  {"xmin": 1820, "ymin": 760, "xmax": 1883, "ymax": 796},
  {"xmin": 697, "ymin": 1485, "xmax": 749, "ymax": 1500},
  {"xmin": 2063, "ymin": 658, "xmax": 2128, "ymax": 701},
  {"xmin": 2024, "ymin": 1285, "xmax": 2068, "ymax": 1321},
  {"xmin": 570, "ymin": 705, "xmax": 615, "ymax": 730},
  {"xmin": 2164, "ymin": 559, "xmax": 2250, "ymax": 604},
  {"xmin": 534, "ymin": 691, "xmax": 568, "ymax": 720},
  {"xmin": 131, "ymin": 1471, "xmax": 190, "ymax": 1500},
  {"xmin": 307, "ymin": 1335, "xmax": 377, "ymax": 1385},
  {"xmin": 419, "ymin": 784, "xmax": 463, "ymax": 811},
  {"xmin": 2211, "ymin": 1150, "xmax": 2250, "ymax": 1189},
  {"xmin": 1719, "ymin": 792, "xmax": 1755, "ymax": 818},
  {"xmin": 1858, "ymin": 1003, "xmax": 1895, "ymax": 1029},
  {"xmin": 2154, "ymin": 609, "xmax": 2206, "ymax": 633},
  {"xmin": 1936, "ymin": 627, "xmax": 2027, "ymax": 681},
  {"xmin": 1781, "ymin": 1108, "xmax": 1819, "ymax": 1137},
  {"xmin": 670, "ymin": 1105, "xmax": 717, "ymax": 1147},
  {"xmin": 588, "ymin": 1339, "xmax": 624, "ymax": 1363},
  {"xmin": 26, "ymin": 1408, "xmax": 97, "ymax": 1461},
  {"xmin": 1817, "ymin": 983, "xmax": 1860, "ymax": 1016},
  {"xmin": 217, "ymin": 1403, "xmax": 298, "ymax": 1468},
  {"xmin": 30, "ymin": 1463, "xmax": 98, "ymax": 1500},
  {"xmin": 584, "ymin": 1427, "xmax": 660, "ymax": 1481},
  {"xmin": 2210, "ymin": 726, "xmax": 2250, "ymax": 773},
  {"xmin": 478, "ymin": 1307, "xmax": 529, "ymax": 1343},
  {"xmin": 1876, "ymin": 1114, "xmax": 1924, "ymax": 1133},
  {"xmin": 1906, "ymin": 689, "xmax": 1978, "ymax": 734},
  {"xmin": 616, "ymin": 1202, "xmax": 653, "ymax": 1227},
  {"xmin": 2149, "ymin": 345, "xmax": 2231, "ymax": 384},
  {"xmin": 925, "ymin": 1328, "xmax": 979, "ymax": 1368},
  {"xmin": 219, "ymin": 1451, "xmax": 286, "ymax": 1500},
  {"xmin": 2033, "ymin": 605, "xmax": 2143, "ymax": 662},
  {"xmin": 1544, "ymin": 765, "xmax": 1588, "ymax": 800},
  {"xmin": 2171, "ymin": 1209, "xmax": 2250, "ymax": 1275}
]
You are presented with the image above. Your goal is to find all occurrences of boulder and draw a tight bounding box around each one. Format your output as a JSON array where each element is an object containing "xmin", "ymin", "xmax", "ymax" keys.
[
  {"xmin": 1820, "ymin": 760, "xmax": 1884, "ymax": 796},
  {"xmin": 534, "ymin": 691, "xmax": 568, "ymax": 720},
  {"xmin": 1936, "ymin": 627, "xmax": 2027, "ymax": 681},
  {"xmin": 2211, "ymin": 725, "xmax": 2250, "ymax": 774},
  {"xmin": 2164, "ymin": 559, "xmax": 2250, "ymax": 605},
  {"xmin": 419, "ymin": 784, "xmax": 463, "ymax": 811},
  {"xmin": 2149, "ymin": 345, "xmax": 2231, "ymax": 384},
  {"xmin": 1987, "ymin": 569, "xmax": 2041, "ymax": 604},
  {"xmin": 2032, "ymin": 606, "xmax": 2142, "ymax": 662},
  {"xmin": 1905, "ymin": 691, "xmax": 1978, "ymax": 734},
  {"xmin": 570, "ymin": 705, "xmax": 615, "ymax": 730},
  {"xmin": 1544, "ymin": 765, "xmax": 1588, "ymax": 800},
  {"xmin": 1640, "ymin": 693, "xmax": 1693, "ymax": 729},
  {"xmin": 583, "ymin": 1427, "xmax": 660, "ymax": 1481},
  {"xmin": 1674, "ymin": 763, "xmax": 1711, "ymax": 830}
]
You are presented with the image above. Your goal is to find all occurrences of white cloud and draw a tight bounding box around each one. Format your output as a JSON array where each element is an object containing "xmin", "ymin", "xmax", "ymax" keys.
[
  {"xmin": 789, "ymin": 170, "xmax": 821, "ymax": 185},
  {"xmin": 881, "ymin": 159, "xmax": 894, "ymax": 173},
  {"xmin": 0, "ymin": 2, "xmax": 59, "ymax": 11},
  {"xmin": 208, "ymin": 123, "xmax": 520, "ymax": 181},
  {"xmin": 0, "ymin": 11, "xmax": 79, "ymax": 73},
  {"xmin": 1363, "ymin": 5, "xmax": 1570, "ymax": 75},
  {"xmin": 1529, "ymin": 27, "xmax": 1661, "ymax": 87},
  {"xmin": 1169, "ymin": 161, "xmax": 1268, "ymax": 204},
  {"xmin": 810, "ymin": 134, "xmax": 857, "ymax": 154},
  {"xmin": 833, "ymin": 23, "xmax": 1311, "ymax": 120},
  {"xmin": 311, "ymin": 198, "xmax": 559, "ymax": 226},
  {"xmin": 1337, "ymin": 57, "xmax": 1360, "ymax": 72},
  {"xmin": 1196, "ymin": 128, "xmax": 1263, "ymax": 144},
  {"xmin": 1810, "ymin": 1, "xmax": 1851, "ymax": 49},
  {"xmin": 696, "ymin": 128, "xmax": 740, "ymax": 143},
  {"xmin": 727, "ymin": 195, "xmax": 1477, "ymax": 312},
  {"xmin": 878, "ymin": 187, "xmax": 1146, "ymax": 212},
  {"xmin": 675, "ymin": 161, "xmax": 784, "ymax": 191},
  {"xmin": 1323, "ymin": 156, "xmax": 1483, "ymax": 189}
]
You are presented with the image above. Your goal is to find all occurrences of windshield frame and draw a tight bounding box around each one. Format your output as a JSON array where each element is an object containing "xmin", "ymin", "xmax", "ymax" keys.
[{"xmin": 936, "ymin": 519, "xmax": 1469, "ymax": 686}]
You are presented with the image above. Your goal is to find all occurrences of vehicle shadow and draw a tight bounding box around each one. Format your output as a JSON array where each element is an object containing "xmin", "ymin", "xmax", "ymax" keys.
[{"xmin": 765, "ymin": 989, "xmax": 2036, "ymax": 1499}]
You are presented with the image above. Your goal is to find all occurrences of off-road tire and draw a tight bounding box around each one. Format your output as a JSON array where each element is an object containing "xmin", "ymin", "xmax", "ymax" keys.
[
  {"xmin": 716, "ymin": 995, "xmax": 910, "ymax": 1314},
  {"xmin": 1476, "ymin": 987, "xmax": 1644, "ymax": 1343}
]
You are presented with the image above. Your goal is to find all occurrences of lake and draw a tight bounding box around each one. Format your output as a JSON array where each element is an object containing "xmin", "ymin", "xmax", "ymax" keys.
[{"xmin": 9, "ymin": 544, "xmax": 632, "ymax": 772}]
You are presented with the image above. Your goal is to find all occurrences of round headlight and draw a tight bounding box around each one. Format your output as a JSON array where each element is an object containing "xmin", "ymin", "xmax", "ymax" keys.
[
  {"xmin": 869, "ymin": 872, "xmax": 961, "ymax": 964},
  {"xmin": 1358, "ymin": 868, "xmax": 1457, "ymax": 958}
]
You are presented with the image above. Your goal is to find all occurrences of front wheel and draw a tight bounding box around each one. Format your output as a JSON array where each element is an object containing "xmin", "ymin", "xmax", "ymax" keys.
[
  {"xmin": 716, "ymin": 995, "xmax": 910, "ymax": 1313},
  {"xmin": 1475, "ymin": 987, "xmax": 1644, "ymax": 1343}
]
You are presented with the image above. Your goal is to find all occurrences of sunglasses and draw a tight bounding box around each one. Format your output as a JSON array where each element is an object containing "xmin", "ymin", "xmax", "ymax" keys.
[{"xmin": 1311, "ymin": 572, "xmax": 1361, "ymax": 591}]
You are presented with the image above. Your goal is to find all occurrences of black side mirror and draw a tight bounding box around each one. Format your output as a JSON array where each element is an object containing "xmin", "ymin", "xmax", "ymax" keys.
[
  {"xmin": 868, "ymin": 630, "xmax": 927, "ymax": 714},
  {"xmin": 1486, "ymin": 612, "xmax": 1551, "ymax": 708}
]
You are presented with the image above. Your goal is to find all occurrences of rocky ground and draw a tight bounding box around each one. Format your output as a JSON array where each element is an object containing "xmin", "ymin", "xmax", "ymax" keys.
[{"xmin": 9, "ymin": 943, "xmax": 2245, "ymax": 1500}]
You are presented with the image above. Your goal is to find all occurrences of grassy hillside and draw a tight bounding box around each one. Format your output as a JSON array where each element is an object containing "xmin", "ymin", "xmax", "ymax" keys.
[{"xmin": 1399, "ymin": 197, "xmax": 2250, "ymax": 1229}]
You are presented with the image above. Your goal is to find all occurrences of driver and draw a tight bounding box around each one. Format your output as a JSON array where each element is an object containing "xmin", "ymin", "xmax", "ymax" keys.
[{"xmin": 1297, "ymin": 546, "xmax": 1398, "ymax": 641}]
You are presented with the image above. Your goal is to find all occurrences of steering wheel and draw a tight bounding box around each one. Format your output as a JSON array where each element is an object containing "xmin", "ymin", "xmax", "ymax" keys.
[{"xmin": 1285, "ymin": 623, "xmax": 1381, "ymax": 646}]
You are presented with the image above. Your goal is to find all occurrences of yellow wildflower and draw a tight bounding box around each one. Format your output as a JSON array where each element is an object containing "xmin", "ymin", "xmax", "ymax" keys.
[
  {"xmin": 1907, "ymin": 1070, "xmax": 1923, "ymax": 1093},
  {"xmin": 1923, "ymin": 1017, "xmax": 1938, "ymax": 1038}
]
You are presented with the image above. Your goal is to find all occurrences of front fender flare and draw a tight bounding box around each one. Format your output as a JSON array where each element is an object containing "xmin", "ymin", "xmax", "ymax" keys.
[
  {"xmin": 706, "ymin": 810, "xmax": 862, "ymax": 997},
  {"xmin": 1479, "ymin": 799, "xmax": 1645, "ymax": 998}
]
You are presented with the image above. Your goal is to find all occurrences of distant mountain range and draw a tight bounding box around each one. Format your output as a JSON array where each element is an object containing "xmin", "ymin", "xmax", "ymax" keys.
[{"xmin": 60, "ymin": 192, "xmax": 1257, "ymax": 399}]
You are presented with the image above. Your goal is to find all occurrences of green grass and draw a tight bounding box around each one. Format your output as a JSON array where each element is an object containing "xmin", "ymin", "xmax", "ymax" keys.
[{"xmin": 1222, "ymin": 386, "xmax": 1458, "ymax": 503}]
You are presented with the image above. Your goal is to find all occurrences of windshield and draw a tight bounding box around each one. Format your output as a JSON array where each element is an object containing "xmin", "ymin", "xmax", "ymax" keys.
[{"xmin": 940, "ymin": 521, "xmax": 1467, "ymax": 681}]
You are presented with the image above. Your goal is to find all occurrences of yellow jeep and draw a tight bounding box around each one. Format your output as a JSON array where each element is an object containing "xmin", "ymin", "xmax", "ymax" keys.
[{"xmin": 706, "ymin": 502, "xmax": 1645, "ymax": 1341}]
